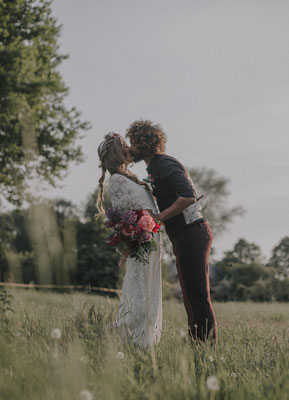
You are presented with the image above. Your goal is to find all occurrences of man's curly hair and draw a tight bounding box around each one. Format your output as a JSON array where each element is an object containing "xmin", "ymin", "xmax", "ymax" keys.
[{"xmin": 125, "ymin": 120, "xmax": 167, "ymax": 155}]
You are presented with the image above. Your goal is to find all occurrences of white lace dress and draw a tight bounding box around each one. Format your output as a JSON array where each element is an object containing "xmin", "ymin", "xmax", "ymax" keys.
[{"xmin": 108, "ymin": 174, "xmax": 162, "ymax": 349}]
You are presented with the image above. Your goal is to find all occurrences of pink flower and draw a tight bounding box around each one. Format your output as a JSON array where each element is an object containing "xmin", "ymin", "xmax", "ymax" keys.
[
  {"xmin": 122, "ymin": 225, "xmax": 134, "ymax": 236},
  {"xmin": 137, "ymin": 215, "xmax": 155, "ymax": 232},
  {"xmin": 141, "ymin": 210, "xmax": 152, "ymax": 218}
]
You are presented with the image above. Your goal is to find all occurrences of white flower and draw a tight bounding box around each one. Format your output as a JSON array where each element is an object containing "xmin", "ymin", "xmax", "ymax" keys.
[
  {"xmin": 179, "ymin": 327, "xmax": 186, "ymax": 338},
  {"xmin": 231, "ymin": 372, "xmax": 237, "ymax": 378},
  {"xmin": 79, "ymin": 390, "xmax": 93, "ymax": 400},
  {"xmin": 206, "ymin": 376, "xmax": 219, "ymax": 391},
  {"xmin": 51, "ymin": 328, "xmax": 61, "ymax": 340},
  {"xmin": 116, "ymin": 351, "xmax": 124, "ymax": 360},
  {"xmin": 209, "ymin": 355, "xmax": 214, "ymax": 362}
]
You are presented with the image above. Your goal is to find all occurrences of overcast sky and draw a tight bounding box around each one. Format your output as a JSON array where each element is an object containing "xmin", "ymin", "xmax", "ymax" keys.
[{"xmin": 50, "ymin": 0, "xmax": 289, "ymax": 259}]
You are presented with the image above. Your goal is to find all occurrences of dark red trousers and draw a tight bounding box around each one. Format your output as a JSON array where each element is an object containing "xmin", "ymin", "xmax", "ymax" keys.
[{"xmin": 168, "ymin": 220, "xmax": 217, "ymax": 342}]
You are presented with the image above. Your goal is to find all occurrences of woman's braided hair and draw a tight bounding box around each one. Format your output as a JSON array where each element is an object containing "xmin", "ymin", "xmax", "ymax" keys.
[
  {"xmin": 96, "ymin": 134, "xmax": 115, "ymax": 215},
  {"xmin": 96, "ymin": 133, "xmax": 150, "ymax": 217}
]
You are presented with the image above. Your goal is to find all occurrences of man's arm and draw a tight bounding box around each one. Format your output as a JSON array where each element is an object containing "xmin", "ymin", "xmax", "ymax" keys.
[{"xmin": 156, "ymin": 196, "xmax": 196, "ymax": 222}]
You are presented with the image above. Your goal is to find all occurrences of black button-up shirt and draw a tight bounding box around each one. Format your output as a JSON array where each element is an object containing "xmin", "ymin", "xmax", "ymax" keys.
[{"xmin": 146, "ymin": 154, "xmax": 203, "ymax": 237}]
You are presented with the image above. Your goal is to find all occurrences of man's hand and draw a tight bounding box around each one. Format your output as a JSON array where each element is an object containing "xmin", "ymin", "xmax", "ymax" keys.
[{"xmin": 147, "ymin": 211, "xmax": 163, "ymax": 223}]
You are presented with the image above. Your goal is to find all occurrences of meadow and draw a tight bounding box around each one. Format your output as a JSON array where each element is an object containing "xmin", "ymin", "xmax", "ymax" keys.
[{"xmin": 0, "ymin": 289, "xmax": 288, "ymax": 400}]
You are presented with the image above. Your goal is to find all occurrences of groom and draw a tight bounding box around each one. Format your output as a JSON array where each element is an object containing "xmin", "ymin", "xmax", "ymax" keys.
[{"xmin": 126, "ymin": 120, "xmax": 217, "ymax": 342}]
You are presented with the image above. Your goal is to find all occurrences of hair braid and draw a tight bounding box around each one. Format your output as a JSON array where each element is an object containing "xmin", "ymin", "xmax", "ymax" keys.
[
  {"xmin": 95, "ymin": 134, "xmax": 116, "ymax": 218},
  {"xmin": 95, "ymin": 167, "xmax": 106, "ymax": 217}
]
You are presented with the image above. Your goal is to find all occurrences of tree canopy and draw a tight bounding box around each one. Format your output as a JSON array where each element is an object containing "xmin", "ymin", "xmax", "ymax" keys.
[
  {"xmin": 269, "ymin": 236, "xmax": 289, "ymax": 276},
  {"xmin": 188, "ymin": 167, "xmax": 244, "ymax": 237},
  {"xmin": 0, "ymin": 0, "xmax": 89, "ymax": 205}
]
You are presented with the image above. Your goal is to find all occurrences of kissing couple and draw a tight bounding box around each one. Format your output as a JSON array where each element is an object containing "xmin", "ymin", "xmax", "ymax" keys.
[{"xmin": 96, "ymin": 120, "xmax": 217, "ymax": 349}]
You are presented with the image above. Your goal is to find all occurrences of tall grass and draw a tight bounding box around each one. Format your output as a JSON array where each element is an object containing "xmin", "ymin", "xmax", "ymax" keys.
[{"xmin": 0, "ymin": 289, "xmax": 288, "ymax": 400}]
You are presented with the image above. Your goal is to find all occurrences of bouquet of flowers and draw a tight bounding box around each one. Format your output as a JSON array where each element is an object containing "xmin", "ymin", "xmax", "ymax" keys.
[{"xmin": 104, "ymin": 207, "xmax": 161, "ymax": 265}]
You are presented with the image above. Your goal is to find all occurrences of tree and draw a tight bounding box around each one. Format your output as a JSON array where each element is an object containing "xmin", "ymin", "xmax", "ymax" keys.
[
  {"xmin": 269, "ymin": 236, "xmax": 289, "ymax": 276},
  {"xmin": 0, "ymin": 0, "xmax": 89, "ymax": 205},
  {"xmin": 188, "ymin": 167, "xmax": 244, "ymax": 236},
  {"xmin": 0, "ymin": 194, "xmax": 119, "ymax": 289},
  {"xmin": 0, "ymin": 208, "xmax": 33, "ymax": 282},
  {"xmin": 213, "ymin": 238, "xmax": 263, "ymax": 281},
  {"xmin": 76, "ymin": 190, "xmax": 118, "ymax": 288},
  {"xmin": 221, "ymin": 238, "xmax": 263, "ymax": 266}
]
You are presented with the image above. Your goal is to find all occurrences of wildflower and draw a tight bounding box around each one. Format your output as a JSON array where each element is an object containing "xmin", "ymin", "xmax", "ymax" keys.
[
  {"xmin": 179, "ymin": 327, "xmax": 186, "ymax": 338},
  {"xmin": 209, "ymin": 355, "xmax": 214, "ymax": 362},
  {"xmin": 206, "ymin": 376, "xmax": 219, "ymax": 391},
  {"xmin": 51, "ymin": 328, "xmax": 61, "ymax": 340},
  {"xmin": 231, "ymin": 372, "xmax": 237, "ymax": 378},
  {"xmin": 116, "ymin": 351, "xmax": 125, "ymax": 360},
  {"xmin": 79, "ymin": 389, "xmax": 93, "ymax": 400}
]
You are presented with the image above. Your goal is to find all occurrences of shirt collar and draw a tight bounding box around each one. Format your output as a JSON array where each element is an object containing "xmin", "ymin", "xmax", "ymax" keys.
[{"xmin": 146, "ymin": 154, "xmax": 165, "ymax": 173}]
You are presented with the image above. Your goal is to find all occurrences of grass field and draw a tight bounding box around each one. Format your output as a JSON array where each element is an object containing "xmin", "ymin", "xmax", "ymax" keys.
[{"xmin": 0, "ymin": 289, "xmax": 288, "ymax": 400}]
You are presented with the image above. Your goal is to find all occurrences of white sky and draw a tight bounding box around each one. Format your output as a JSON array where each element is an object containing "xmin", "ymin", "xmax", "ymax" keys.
[{"xmin": 50, "ymin": 0, "xmax": 289, "ymax": 260}]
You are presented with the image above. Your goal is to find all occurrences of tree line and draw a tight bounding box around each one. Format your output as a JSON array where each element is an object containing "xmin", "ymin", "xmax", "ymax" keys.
[{"xmin": 0, "ymin": 185, "xmax": 288, "ymax": 302}]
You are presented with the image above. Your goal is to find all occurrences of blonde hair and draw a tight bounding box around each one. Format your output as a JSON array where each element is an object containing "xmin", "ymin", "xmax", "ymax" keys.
[{"xmin": 96, "ymin": 133, "xmax": 150, "ymax": 217}]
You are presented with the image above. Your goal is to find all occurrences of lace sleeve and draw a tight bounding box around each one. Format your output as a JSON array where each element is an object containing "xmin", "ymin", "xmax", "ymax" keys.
[{"xmin": 109, "ymin": 175, "xmax": 142, "ymax": 209}]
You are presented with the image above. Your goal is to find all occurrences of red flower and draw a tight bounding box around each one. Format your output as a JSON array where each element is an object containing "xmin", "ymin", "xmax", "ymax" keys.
[{"xmin": 153, "ymin": 223, "xmax": 160, "ymax": 233}]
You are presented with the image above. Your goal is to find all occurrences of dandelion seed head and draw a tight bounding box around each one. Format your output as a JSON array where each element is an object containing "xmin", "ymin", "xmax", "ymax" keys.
[
  {"xmin": 79, "ymin": 389, "xmax": 93, "ymax": 400},
  {"xmin": 51, "ymin": 328, "xmax": 61, "ymax": 340},
  {"xmin": 179, "ymin": 327, "xmax": 186, "ymax": 338},
  {"xmin": 116, "ymin": 351, "xmax": 124, "ymax": 360},
  {"xmin": 206, "ymin": 375, "xmax": 219, "ymax": 391},
  {"xmin": 209, "ymin": 355, "xmax": 214, "ymax": 362}
]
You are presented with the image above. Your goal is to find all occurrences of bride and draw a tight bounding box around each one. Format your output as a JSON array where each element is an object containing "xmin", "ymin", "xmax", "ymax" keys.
[{"xmin": 96, "ymin": 132, "xmax": 162, "ymax": 349}]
